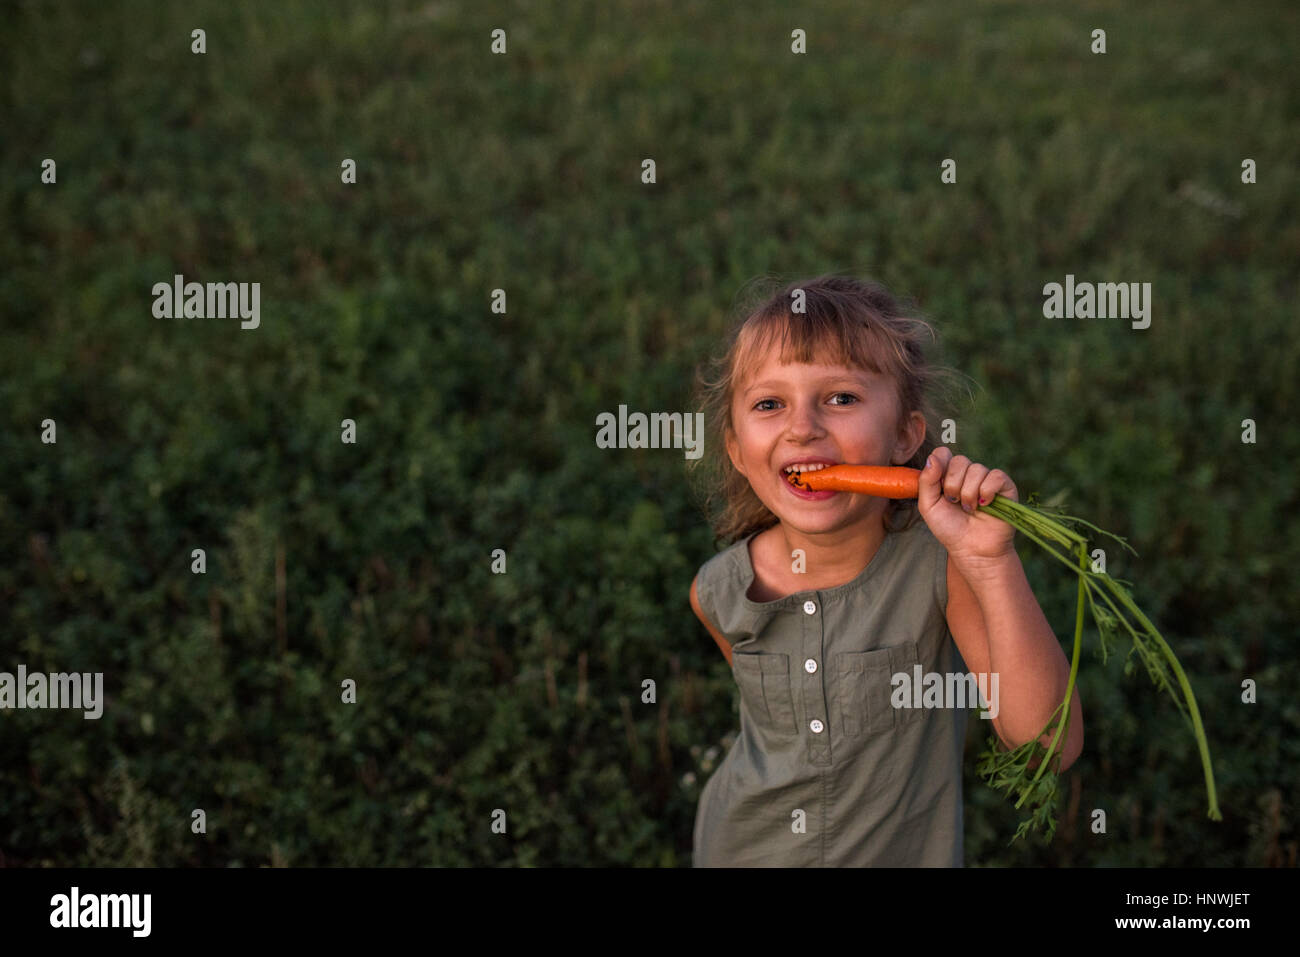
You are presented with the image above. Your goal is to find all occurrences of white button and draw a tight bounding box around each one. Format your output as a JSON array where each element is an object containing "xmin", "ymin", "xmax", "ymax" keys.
[
  {"xmin": 804, "ymin": 658, "xmax": 817, "ymax": 674},
  {"xmin": 810, "ymin": 719, "xmax": 824, "ymax": 733},
  {"xmin": 803, "ymin": 600, "xmax": 817, "ymax": 615}
]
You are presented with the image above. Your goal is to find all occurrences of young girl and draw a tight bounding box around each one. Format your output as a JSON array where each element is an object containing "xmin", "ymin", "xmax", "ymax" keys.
[{"xmin": 688, "ymin": 275, "xmax": 1083, "ymax": 867}]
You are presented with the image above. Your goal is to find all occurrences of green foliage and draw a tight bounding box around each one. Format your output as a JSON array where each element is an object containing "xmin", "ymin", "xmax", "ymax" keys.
[{"xmin": 1, "ymin": 0, "xmax": 1296, "ymax": 866}]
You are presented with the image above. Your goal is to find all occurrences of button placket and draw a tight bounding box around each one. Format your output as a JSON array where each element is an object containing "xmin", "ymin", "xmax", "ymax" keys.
[{"xmin": 803, "ymin": 591, "xmax": 831, "ymax": 765}]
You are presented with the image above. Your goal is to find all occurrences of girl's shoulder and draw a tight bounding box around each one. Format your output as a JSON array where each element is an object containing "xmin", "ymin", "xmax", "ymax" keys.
[
  {"xmin": 694, "ymin": 532, "xmax": 753, "ymax": 591},
  {"xmin": 897, "ymin": 511, "xmax": 945, "ymax": 551},
  {"xmin": 692, "ymin": 532, "xmax": 760, "ymax": 636},
  {"xmin": 885, "ymin": 515, "xmax": 950, "ymax": 610}
]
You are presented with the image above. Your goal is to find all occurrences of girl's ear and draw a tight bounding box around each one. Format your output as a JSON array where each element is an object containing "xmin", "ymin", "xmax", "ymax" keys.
[
  {"xmin": 725, "ymin": 425, "xmax": 748, "ymax": 478},
  {"xmin": 892, "ymin": 409, "xmax": 927, "ymax": 465}
]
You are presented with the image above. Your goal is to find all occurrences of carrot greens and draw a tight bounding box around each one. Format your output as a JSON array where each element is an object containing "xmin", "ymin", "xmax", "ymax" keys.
[{"xmin": 972, "ymin": 491, "xmax": 1222, "ymax": 843}]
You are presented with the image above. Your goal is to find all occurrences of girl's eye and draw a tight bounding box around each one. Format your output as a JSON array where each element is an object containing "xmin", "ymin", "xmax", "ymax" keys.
[
  {"xmin": 829, "ymin": 393, "xmax": 859, "ymax": 406},
  {"xmin": 753, "ymin": 398, "xmax": 780, "ymax": 412}
]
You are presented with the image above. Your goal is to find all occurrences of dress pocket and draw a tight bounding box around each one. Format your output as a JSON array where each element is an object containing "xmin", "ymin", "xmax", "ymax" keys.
[
  {"xmin": 732, "ymin": 652, "xmax": 797, "ymax": 735},
  {"xmin": 835, "ymin": 641, "xmax": 925, "ymax": 737}
]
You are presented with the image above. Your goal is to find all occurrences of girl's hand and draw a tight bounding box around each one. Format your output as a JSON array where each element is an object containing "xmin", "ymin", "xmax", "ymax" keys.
[{"xmin": 918, "ymin": 446, "xmax": 1019, "ymax": 575}]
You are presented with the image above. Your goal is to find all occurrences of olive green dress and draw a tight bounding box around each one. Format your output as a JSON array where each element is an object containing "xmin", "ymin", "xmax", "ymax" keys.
[{"xmin": 691, "ymin": 518, "xmax": 968, "ymax": 867}]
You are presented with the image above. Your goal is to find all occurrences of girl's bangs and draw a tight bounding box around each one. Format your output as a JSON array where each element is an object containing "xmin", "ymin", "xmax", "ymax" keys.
[{"xmin": 730, "ymin": 309, "xmax": 893, "ymax": 399}]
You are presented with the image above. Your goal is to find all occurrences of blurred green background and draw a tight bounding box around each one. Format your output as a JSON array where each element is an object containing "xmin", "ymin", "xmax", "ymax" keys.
[{"xmin": 1, "ymin": 0, "xmax": 1297, "ymax": 866}]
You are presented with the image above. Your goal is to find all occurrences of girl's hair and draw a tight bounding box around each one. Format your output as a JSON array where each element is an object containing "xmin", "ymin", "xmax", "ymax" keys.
[{"xmin": 689, "ymin": 274, "xmax": 971, "ymax": 546}]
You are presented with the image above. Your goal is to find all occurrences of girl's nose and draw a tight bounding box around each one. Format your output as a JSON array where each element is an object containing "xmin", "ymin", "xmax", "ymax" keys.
[{"xmin": 786, "ymin": 403, "xmax": 825, "ymax": 440}]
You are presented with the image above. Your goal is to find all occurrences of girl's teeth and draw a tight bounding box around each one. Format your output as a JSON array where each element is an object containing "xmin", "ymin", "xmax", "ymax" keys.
[{"xmin": 784, "ymin": 463, "xmax": 830, "ymax": 472}]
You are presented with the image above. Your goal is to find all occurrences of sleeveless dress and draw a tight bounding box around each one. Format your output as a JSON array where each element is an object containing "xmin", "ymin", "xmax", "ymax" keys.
[{"xmin": 691, "ymin": 518, "xmax": 969, "ymax": 866}]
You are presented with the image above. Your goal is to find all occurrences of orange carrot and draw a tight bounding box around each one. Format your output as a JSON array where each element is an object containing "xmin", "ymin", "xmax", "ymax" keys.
[{"xmin": 788, "ymin": 465, "xmax": 920, "ymax": 498}]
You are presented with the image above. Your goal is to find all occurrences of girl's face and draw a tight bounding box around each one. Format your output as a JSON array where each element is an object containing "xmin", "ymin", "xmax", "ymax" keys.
[{"xmin": 726, "ymin": 352, "xmax": 925, "ymax": 535}]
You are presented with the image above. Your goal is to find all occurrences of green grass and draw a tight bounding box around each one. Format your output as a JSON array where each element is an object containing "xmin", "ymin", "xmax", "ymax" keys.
[{"xmin": 1, "ymin": 0, "xmax": 1297, "ymax": 866}]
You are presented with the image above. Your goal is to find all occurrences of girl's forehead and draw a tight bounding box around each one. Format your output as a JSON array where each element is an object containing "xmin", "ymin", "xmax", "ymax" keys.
[{"xmin": 728, "ymin": 314, "xmax": 895, "ymax": 405}]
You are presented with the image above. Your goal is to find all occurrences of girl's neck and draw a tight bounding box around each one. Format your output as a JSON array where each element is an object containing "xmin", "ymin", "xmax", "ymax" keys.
[{"xmin": 748, "ymin": 512, "xmax": 889, "ymax": 599}]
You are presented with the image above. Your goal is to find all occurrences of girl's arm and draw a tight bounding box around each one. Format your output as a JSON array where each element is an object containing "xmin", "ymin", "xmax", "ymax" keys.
[
  {"xmin": 921, "ymin": 447, "xmax": 1083, "ymax": 770},
  {"xmin": 945, "ymin": 553, "xmax": 1084, "ymax": 769}
]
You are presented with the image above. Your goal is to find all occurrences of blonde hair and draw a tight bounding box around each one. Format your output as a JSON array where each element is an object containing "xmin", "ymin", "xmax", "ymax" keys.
[{"xmin": 689, "ymin": 274, "xmax": 970, "ymax": 545}]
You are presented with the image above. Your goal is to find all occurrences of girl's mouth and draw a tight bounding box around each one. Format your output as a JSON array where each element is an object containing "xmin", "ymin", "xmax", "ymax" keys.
[{"xmin": 782, "ymin": 464, "xmax": 838, "ymax": 500}]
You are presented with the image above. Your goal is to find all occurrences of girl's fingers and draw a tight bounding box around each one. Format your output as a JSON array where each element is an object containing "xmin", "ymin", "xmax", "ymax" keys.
[
  {"xmin": 979, "ymin": 469, "xmax": 1017, "ymax": 505},
  {"xmin": 942, "ymin": 453, "xmax": 971, "ymax": 504},
  {"xmin": 959, "ymin": 464, "xmax": 990, "ymax": 511},
  {"xmin": 922, "ymin": 449, "xmax": 1020, "ymax": 515},
  {"xmin": 918, "ymin": 447, "xmax": 950, "ymax": 509}
]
